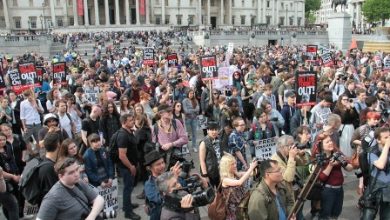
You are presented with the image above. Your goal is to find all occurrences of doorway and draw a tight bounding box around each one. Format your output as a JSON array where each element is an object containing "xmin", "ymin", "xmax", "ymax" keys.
[
  {"xmin": 131, "ymin": 8, "xmax": 136, "ymax": 24},
  {"xmin": 211, "ymin": 17, "xmax": 217, "ymax": 29},
  {"xmin": 268, "ymin": 39, "xmax": 277, "ymax": 46},
  {"xmin": 109, "ymin": 9, "xmax": 115, "ymax": 24}
]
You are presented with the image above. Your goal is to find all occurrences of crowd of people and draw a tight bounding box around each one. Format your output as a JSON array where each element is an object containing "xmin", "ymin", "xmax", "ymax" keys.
[{"xmin": 0, "ymin": 29, "xmax": 389, "ymax": 220}]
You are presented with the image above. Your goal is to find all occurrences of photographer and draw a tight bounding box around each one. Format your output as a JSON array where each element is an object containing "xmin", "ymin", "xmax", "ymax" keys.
[
  {"xmin": 156, "ymin": 169, "xmax": 209, "ymax": 220},
  {"xmin": 37, "ymin": 157, "xmax": 104, "ymax": 220},
  {"xmin": 361, "ymin": 127, "xmax": 390, "ymax": 219}
]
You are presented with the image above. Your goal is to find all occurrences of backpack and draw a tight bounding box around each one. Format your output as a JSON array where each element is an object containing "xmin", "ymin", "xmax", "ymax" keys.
[
  {"xmin": 19, "ymin": 158, "xmax": 52, "ymax": 205},
  {"xmin": 359, "ymin": 138, "xmax": 380, "ymax": 187},
  {"xmin": 108, "ymin": 129, "xmax": 122, "ymax": 163}
]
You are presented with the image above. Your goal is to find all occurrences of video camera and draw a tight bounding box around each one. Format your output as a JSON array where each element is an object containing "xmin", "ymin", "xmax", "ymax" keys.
[
  {"xmin": 294, "ymin": 141, "xmax": 311, "ymax": 150},
  {"xmin": 331, "ymin": 152, "xmax": 348, "ymax": 168},
  {"xmin": 82, "ymin": 210, "xmax": 117, "ymax": 219},
  {"xmin": 168, "ymin": 76, "xmax": 182, "ymax": 87}
]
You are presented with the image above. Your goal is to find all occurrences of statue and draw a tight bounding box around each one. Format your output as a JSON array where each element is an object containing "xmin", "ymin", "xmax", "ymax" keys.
[{"xmin": 331, "ymin": 0, "xmax": 347, "ymax": 12}]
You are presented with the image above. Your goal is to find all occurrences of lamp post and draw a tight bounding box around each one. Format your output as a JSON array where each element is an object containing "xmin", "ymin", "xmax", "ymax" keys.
[
  {"xmin": 39, "ymin": 15, "xmax": 43, "ymax": 32},
  {"xmin": 42, "ymin": 3, "xmax": 46, "ymax": 34}
]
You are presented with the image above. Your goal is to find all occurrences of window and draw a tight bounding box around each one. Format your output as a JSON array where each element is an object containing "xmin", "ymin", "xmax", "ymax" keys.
[
  {"xmin": 253, "ymin": 0, "xmax": 255, "ymax": 7},
  {"xmin": 241, "ymin": 15, "xmax": 245, "ymax": 25},
  {"xmin": 266, "ymin": 16, "xmax": 271, "ymax": 25},
  {"xmin": 188, "ymin": 15, "xmax": 194, "ymax": 25},
  {"xmin": 297, "ymin": 17, "xmax": 302, "ymax": 26},
  {"xmin": 190, "ymin": 0, "xmax": 194, "ymax": 6},
  {"xmin": 30, "ymin": 17, "xmax": 37, "ymax": 28},
  {"xmin": 251, "ymin": 16, "xmax": 256, "ymax": 26},
  {"xmin": 43, "ymin": 0, "xmax": 49, "ymax": 6},
  {"xmin": 165, "ymin": 0, "xmax": 168, "ymax": 7},
  {"xmin": 280, "ymin": 17, "xmax": 284, "ymax": 25},
  {"xmin": 211, "ymin": 0, "xmax": 215, "ymax": 6},
  {"xmin": 281, "ymin": 3, "xmax": 284, "ymax": 9},
  {"xmin": 57, "ymin": 17, "xmax": 63, "ymax": 27},
  {"xmin": 14, "ymin": 17, "xmax": 21, "ymax": 28},
  {"xmin": 165, "ymin": 15, "xmax": 170, "ymax": 24},
  {"xmin": 232, "ymin": 16, "xmax": 235, "ymax": 25},
  {"xmin": 56, "ymin": 0, "xmax": 60, "ymax": 6},
  {"xmin": 29, "ymin": 0, "xmax": 33, "ymax": 7},
  {"xmin": 69, "ymin": 17, "xmax": 74, "ymax": 25},
  {"xmin": 242, "ymin": 0, "xmax": 244, "ymax": 6},
  {"xmin": 13, "ymin": 0, "xmax": 18, "ymax": 7},
  {"xmin": 177, "ymin": 15, "xmax": 182, "ymax": 25},
  {"xmin": 232, "ymin": 0, "xmax": 234, "ymax": 7},
  {"xmin": 267, "ymin": 1, "xmax": 270, "ymax": 8},
  {"xmin": 155, "ymin": 16, "xmax": 161, "ymax": 25},
  {"xmin": 289, "ymin": 17, "xmax": 293, "ymax": 26}
]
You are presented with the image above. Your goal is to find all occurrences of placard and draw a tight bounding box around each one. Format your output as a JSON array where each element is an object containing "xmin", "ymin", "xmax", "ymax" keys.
[
  {"xmin": 321, "ymin": 53, "xmax": 333, "ymax": 67},
  {"xmin": 18, "ymin": 62, "xmax": 40, "ymax": 87},
  {"xmin": 94, "ymin": 179, "xmax": 119, "ymax": 213},
  {"xmin": 35, "ymin": 66, "xmax": 44, "ymax": 86},
  {"xmin": 214, "ymin": 67, "xmax": 230, "ymax": 89},
  {"xmin": 143, "ymin": 47, "xmax": 155, "ymax": 66},
  {"xmin": 52, "ymin": 62, "xmax": 67, "ymax": 86},
  {"xmin": 295, "ymin": 71, "xmax": 317, "ymax": 107},
  {"xmin": 0, "ymin": 59, "xmax": 5, "ymax": 91},
  {"xmin": 167, "ymin": 53, "xmax": 178, "ymax": 67},
  {"xmin": 200, "ymin": 55, "xmax": 218, "ymax": 80},
  {"xmin": 306, "ymin": 45, "xmax": 318, "ymax": 60},
  {"xmin": 384, "ymin": 58, "xmax": 390, "ymax": 70},
  {"xmin": 254, "ymin": 138, "xmax": 277, "ymax": 159},
  {"xmin": 84, "ymin": 87, "xmax": 99, "ymax": 104}
]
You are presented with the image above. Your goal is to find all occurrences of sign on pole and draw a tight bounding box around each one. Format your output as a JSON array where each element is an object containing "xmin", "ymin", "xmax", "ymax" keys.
[
  {"xmin": 143, "ymin": 47, "xmax": 155, "ymax": 66},
  {"xmin": 52, "ymin": 62, "xmax": 67, "ymax": 86},
  {"xmin": 321, "ymin": 53, "xmax": 333, "ymax": 67},
  {"xmin": 254, "ymin": 138, "xmax": 277, "ymax": 159},
  {"xmin": 200, "ymin": 55, "xmax": 218, "ymax": 80},
  {"xmin": 295, "ymin": 71, "xmax": 317, "ymax": 107},
  {"xmin": 167, "ymin": 53, "xmax": 178, "ymax": 67},
  {"xmin": 306, "ymin": 45, "xmax": 318, "ymax": 60}
]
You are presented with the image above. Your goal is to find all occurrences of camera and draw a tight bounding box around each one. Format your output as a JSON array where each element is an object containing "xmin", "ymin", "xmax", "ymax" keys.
[
  {"xmin": 168, "ymin": 76, "xmax": 183, "ymax": 86},
  {"xmin": 331, "ymin": 152, "xmax": 348, "ymax": 168},
  {"xmin": 99, "ymin": 210, "xmax": 117, "ymax": 219},
  {"xmin": 294, "ymin": 141, "xmax": 310, "ymax": 150},
  {"xmin": 337, "ymin": 74, "xmax": 348, "ymax": 81},
  {"xmin": 225, "ymin": 89, "xmax": 232, "ymax": 97}
]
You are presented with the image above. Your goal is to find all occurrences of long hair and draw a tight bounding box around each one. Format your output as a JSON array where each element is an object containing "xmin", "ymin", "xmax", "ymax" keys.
[
  {"xmin": 102, "ymin": 100, "xmax": 120, "ymax": 118},
  {"xmin": 119, "ymin": 95, "xmax": 132, "ymax": 112},
  {"xmin": 173, "ymin": 101, "xmax": 184, "ymax": 114},
  {"xmin": 57, "ymin": 138, "xmax": 83, "ymax": 162},
  {"xmin": 335, "ymin": 94, "xmax": 348, "ymax": 113},
  {"xmin": 219, "ymin": 153, "xmax": 236, "ymax": 179}
]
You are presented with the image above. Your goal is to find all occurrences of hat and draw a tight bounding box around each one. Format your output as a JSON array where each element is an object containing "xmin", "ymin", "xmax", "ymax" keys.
[
  {"xmin": 207, "ymin": 121, "xmax": 219, "ymax": 130},
  {"xmin": 285, "ymin": 91, "xmax": 296, "ymax": 98},
  {"xmin": 43, "ymin": 113, "xmax": 59, "ymax": 125},
  {"xmin": 157, "ymin": 104, "xmax": 172, "ymax": 113},
  {"xmin": 144, "ymin": 150, "xmax": 164, "ymax": 166}
]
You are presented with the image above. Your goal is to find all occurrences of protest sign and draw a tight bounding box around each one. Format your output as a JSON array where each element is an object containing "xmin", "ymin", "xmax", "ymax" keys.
[
  {"xmin": 321, "ymin": 52, "xmax": 333, "ymax": 67},
  {"xmin": 295, "ymin": 71, "xmax": 317, "ymax": 107},
  {"xmin": 200, "ymin": 55, "xmax": 218, "ymax": 80},
  {"xmin": 306, "ymin": 45, "xmax": 318, "ymax": 60},
  {"xmin": 214, "ymin": 67, "xmax": 230, "ymax": 89},
  {"xmin": 24, "ymin": 203, "xmax": 39, "ymax": 216},
  {"xmin": 84, "ymin": 87, "xmax": 99, "ymax": 104},
  {"xmin": 35, "ymin": 66, "xmax": 44, "ymax": 86},
  {"xmin": 384, "ymin": 58, "xmax": 390, "ymax": 70},
  {"xmin": 52, "ymin": 62, "xmax": 67, "ymax": 86},
  {"xmin": 167, "ymin": 53, "xmax": 178, "ymax": 67},
  {"xmin": 0, "ymin": 59, "xmax": 5, "ymax": 91},
  {"xmin": 254, "ymin": 138, "xmax": 277, "ymax": 159},
  {"xmin": 143, "ymin": 47, "xmax": 155, "ymax": 66},
  {"xmin": 94, "ymin": 179, "xmax": 119, "ymax": 212},
  {"xmin": 18, "ymin": 62, "xmax": 40, "ymax": 90}
]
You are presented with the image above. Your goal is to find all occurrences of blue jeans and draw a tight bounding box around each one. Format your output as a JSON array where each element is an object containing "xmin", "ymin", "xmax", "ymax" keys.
[
  {"xmin": 185, "ymin": 118, "xmax": 197, "ymax": 149},
  {"xmin": 120, "ymin": 167, "xmax": 135, "ymax": 215},
  {"xmin": 320, "ymin": 187, "xmax": 343, "ymax": 219}
]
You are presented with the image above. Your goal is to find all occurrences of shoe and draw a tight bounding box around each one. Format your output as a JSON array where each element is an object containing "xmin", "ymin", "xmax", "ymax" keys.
[
  {"xmin": 136, "ymin": 191, "xmax": 145, "ymax": 199},
  {"xmin": 131, "ymin": 203, "xmax": 140, "ymax": 209},
  {"xmin": 124, "ymin": 211, "xmax": 141, "ymax": 220}
]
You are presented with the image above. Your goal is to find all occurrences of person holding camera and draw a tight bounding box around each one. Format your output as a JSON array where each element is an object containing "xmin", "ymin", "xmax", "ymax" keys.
[
  {"xmin": 312, "ymin": 133, "xmax": 354, "ymax": 220},
  {"xmin": 199, "ymin": 121, "xmax": 222, "ymax": 187},
  {"xmin": 248, "ymin": 159, "xmax": 295, "ymax": 220},
  {"xmin": 329, "ymin": 69, "xmax": 346, "ymax": 102},
  {"xmin": 37, "ymin": 157, "xmax": 104, "ymax": 220},
  {"xmin": 155, "ymin": 169, "xmax": 209, "ymax": 220},
  {"xmin": 361, "ymin": 127, "xmax": 390, "ymax": 219}
]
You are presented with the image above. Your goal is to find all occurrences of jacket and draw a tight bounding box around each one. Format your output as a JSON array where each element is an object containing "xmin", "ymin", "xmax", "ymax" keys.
[
  {"xmin": 201, "ymin": 136, "xmax": 221, "ymax": 180},
  {"xmin": 182, "ymin": 98, "xmax": 200, "ymax": 119},
  {"xmin": 83, "ymin": 148, "xmax": 114, "ymax": 187},
  {"xmin": 289, "ymin": 109, "xmax": 311, "ymax": 135},
  {"xmin": 248, "ymin": 180, "xmax": 294, "ymax": 220}
]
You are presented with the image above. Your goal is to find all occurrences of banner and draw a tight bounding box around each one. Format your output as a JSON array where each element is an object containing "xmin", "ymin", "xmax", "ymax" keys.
[
  {"xmin": 200, "ymin": 55, "xmax": 218, "ymax": 80},
  {"xmin": 295, "ymin": 71, "xmax": 317, "ymax": 107},
  {"xmin": 254, "ymin": 138, "xmax": 277, "ymax": 159},
  {"xmin": 139, "ymin": 0, "xmax": 145, "ymax": 16},
  {"xmin": 167, "ymin": 53, "xmax": 178, "ymax": 67},
  {"xmin": 306, "ymin": 45, "xmax": 318, "ymax": 60},
  {"xmin": 77, "ymin": 0, "xmax": 84, "ymax": 16},
  {"xmin": 143, "ymin": 48, "xmax": 155, "ymax": 66},
  {"xmin": 94, "ymin": 179, "xmax": 119, "ymax": 212},
  {"xmin": 214, "ymin": 67, "xmax": 230, "ymax": 89},
  {"xmin": 8, "ymin": 69, "xmax": 23, "ymax": 94},
  {"xmin": 321, "ymin": 53, "xmax": 333, "ymax": 67},
  {"xmin": 52, "ymin": 62, "xmax": 67, "ymax": 86}
]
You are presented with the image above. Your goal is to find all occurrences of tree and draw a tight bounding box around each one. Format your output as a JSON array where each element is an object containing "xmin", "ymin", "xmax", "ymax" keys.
[
  {"xmin": 362, "ymin": 0, "xmax": 390, "ymax": 26},
  {"xmin": 305, "ymin": 0, "xmax": 321, "ymax": 24}
]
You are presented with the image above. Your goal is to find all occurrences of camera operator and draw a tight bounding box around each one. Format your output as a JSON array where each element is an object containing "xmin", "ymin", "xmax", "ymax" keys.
[
  {"xmin": 155, "ymin": 169, "xmax": 209, "ymax": 220},
  {"xmin": 37, "ymin": 157, "xmax": 104, "ymax": 220},
  {"xmin": 361, "ymin": 127, "xmax": 390, "ymax": 219}
]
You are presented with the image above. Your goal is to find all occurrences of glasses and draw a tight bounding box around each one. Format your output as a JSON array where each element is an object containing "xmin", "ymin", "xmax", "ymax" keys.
[
  {"xmin": 341, "ymin": 98, "xmax": 349, "ymax": 101},
  {"xmin": 266, "ymin": 168, "xmax": 282, "ymax": 174},
  {"xmin": 90, "ymin": 139, "xmax": 100, "ymax": 143}
]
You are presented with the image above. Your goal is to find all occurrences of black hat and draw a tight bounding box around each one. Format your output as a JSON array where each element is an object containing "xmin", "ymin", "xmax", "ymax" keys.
[
  {"xmin": 207, "ymin": 121, "xmax": 219, "ymax": 130},
  {"xmin": 144, "ymin": 150, "xmax": 164, "ymax": 166}
]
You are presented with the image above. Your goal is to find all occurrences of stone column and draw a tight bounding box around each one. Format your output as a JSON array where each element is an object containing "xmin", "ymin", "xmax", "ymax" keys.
[
  {"xmin": 275, "ymin": 0, "xmax": 279, "ymax": 25},
  {"xmin": 105, "ymin": 0, "xmax": 109, "ymax": 25},
  {"xmin": 72, "ymin": 0, "xmax": 79, "ymax": 26},
  {"xmin": 94, "ymin": 0, "xmax": 99, "ymax": 25},
  {"xmin": 136, "ymin": 0, "xmax": 140, "ymax": 24},
  {"xmin": 294, "ymin": 1, "xmax": 298, "ymax": 25},
  {"xmin": 50, "ymin": 0, "xmax": 56, "ymax": 27},
  {"xmin": 2, "ymin": 0, "xmax": 10, "ymax": 29},
  {"xmin": 207, "ymin": 0, "xmax": 210, "ymax": 25},
  {"xmin": 229, "ymin": 0, "xmax": 232, "ymax": 25},
  {"xmin": 220, "ymin": 0, "xmax": 224, "ymax": 25},
  {"xmin": 198, "ymin": 0, "xmax": 202, "ymax": 25},
  {"xmin": 257, "ymin": 0, "xmax": 261, "ymax": 23},
  {"xmin": 83, "ymin": 0, "xmax": 89, "ymax": 26},
  {"xmin": 115, "ymin": 0, "xmax": 120, "ymax": 25},
  {"xmin": 301, "ymin": 1, "xmax": 305, "ymax": 26},
  {"xmin": 125, "ymin": 0, "xmax": 130, "ymax": 25},
  {"xmin": 162, "ymin": 0, "xmax": 166, "ymax": 25},
  {"xmin": 146, "ymin": 0, "xmax": 150, "ymax": 24},
  {"xmin": 262, "ymin": 0, "xmax": 266, "ymax": 24},
  {"xmin": 356, "ymin": 2, "xmax": 361, "ymax": 31}
]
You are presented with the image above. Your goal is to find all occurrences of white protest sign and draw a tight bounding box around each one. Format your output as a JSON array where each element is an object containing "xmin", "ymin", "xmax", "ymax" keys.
[
  {"xmin": 84, "ymin": 87, "xmax": 99, "ymax": 104},
  {"xmin": 253, "ymin": 138, "xmax": 277, "ymax": 159},
  {"xmin": 94, "ymin": 179, "xmax": 119, "ymax": 212},
  {"xmin": 384, "ymin": 57, "xmax": 390, "ymax": 70},
  {"xmin": 214, "ymin": 67, "xmax": 230, "ymax": 89}
]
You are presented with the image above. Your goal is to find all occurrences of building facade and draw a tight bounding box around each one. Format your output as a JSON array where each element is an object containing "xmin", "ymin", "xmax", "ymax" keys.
[{"xmin": 0, "ymin": 0, "xmax": 305, "ymax": 32}]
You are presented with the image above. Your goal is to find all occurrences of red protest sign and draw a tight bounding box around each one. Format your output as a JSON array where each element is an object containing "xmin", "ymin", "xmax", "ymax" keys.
[
  {"xmin": 295, "ymin": 71, "xmax": 317, "ymax": 107},
  {"xmin": 167, "ymin": 53, "xmax": 178, "ymax": 67},
  {"xmin": 200, "ymin": 55, "xmax": 218, "ymax": 80},
  {"xmin": 52, "ymin": 62, "xmax": 67, "ymax": 86}
]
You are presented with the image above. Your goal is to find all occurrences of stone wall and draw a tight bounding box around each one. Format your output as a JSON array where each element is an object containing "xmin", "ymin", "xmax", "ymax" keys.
[{"xmin": 0, "ymin": 36, "xmax": 52, "ymax": 58}]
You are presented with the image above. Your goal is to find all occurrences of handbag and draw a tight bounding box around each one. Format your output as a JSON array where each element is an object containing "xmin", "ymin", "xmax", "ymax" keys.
[
  {"xmin": 208, "ymin": 182, "xmax": 230, "ymax": 220},
  {"xmin": 350, "ymin": 151, "xmax": 360, "ymax": 169}
]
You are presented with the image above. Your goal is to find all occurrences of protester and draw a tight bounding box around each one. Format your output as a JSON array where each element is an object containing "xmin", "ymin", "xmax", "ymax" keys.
[
  {"xmin": 57, "ymin": 138, "xmax": 88, "ymax": 183},
  {"xmin": 182, "ymin": 89, "xmax": 200, "ymax": 152},
  {"xmin": 99, "ymin": 100, "xmax": 121, "ymax": 144}
]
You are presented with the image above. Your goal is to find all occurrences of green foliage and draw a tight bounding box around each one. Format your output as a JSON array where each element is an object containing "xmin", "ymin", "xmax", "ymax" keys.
[
  {"xmin": 305, "ymin": 0, "xmax": 321, "ymax": 23},
  {"xmin": 362, "ymin": 0, "xmax": 390, "ymax": 25}
]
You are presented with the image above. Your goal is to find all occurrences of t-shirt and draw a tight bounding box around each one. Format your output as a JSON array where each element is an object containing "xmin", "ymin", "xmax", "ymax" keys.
[
  {"xmin": 117, "ymin": 128, "xmax": 139, "ymax": 167},
  {"xmin": 37, "ymin": 181, "xmax": 98, "ymax": 220},
  {"xmin": 38, "ymin": 158, "xmax": 58, "ymax": 203},
  {"xmin": 81, "ymin": 117, "xmax": 100, "ymax": 137}
]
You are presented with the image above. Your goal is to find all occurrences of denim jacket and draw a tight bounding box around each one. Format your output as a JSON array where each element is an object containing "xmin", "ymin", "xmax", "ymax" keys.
[
  {"xmin": 83, "ymin": 148, "xmax": 114, "ymax": 187},
  {"xmin": 145, "ymin": 175, "xmax": 163, "ymax": 220}
]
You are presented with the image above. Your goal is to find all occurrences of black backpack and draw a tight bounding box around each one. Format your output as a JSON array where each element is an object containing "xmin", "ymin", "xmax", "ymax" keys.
[
  {"xmin": 108, "ymin": 129, "xmax": 122, "ymax": 163},
  {"xmin": 19, "ymin": 158, "xmax": 52, "ymax": 205},
  {"xmin": 359, "ymin": 138, "xmax": 380, "ymax": 187}
]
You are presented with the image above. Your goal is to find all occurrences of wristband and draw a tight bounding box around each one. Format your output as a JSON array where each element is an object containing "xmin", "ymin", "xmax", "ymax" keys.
[{"xmin": 201, "ymin": 173, "xmax": 208, "ymax": 177}]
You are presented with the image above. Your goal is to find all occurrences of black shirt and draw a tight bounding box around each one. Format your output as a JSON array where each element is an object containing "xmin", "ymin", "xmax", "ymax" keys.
[
  {"xmin": 117, "ymin": 128, "xmax": 139, "ymax": 168},
  {"xmin": 38, "ymin": 157, "xmax": 58, "ymax": 202},
  {"xmin": 81, "ymin": 117, "xmax": 100, "ymax": 137}
]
